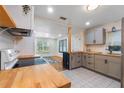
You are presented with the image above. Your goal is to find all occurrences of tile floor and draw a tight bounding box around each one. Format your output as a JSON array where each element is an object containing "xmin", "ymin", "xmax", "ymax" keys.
[{"xmin": 62, "ymin": 67, "xmax": 120, "ymax": 88}]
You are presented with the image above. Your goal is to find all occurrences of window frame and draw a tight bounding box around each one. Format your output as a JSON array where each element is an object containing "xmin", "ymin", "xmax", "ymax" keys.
[{"xmin": 59, "ymin": 39, "xmax": 67, "ymax": 53}]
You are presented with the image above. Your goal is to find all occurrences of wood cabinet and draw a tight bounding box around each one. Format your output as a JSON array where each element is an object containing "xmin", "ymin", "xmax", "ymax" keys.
[
  {"xmin": 85, "ymin": 28, "xmax": 106, "ymax": 45},
  {"xmin": 70, "ymin": 53, "xmax": 82, "ymax": 69},
  {"xmin": 68, "ymin": 52, "xmax": 121, "ymax": 79},
  {"xmin": 107, "ymin": 56, "xmax": 121, "ymax": 79},
  {"xmin": 94, "ymin": 28, "xmax": 106, "ymax": 44},
  {"xmin": 95, "ymin": 55, "xmax": 108, "ymax": 74},
  {"xmin": 0, "ymin": 5, "xmax": 16, "ymax": 27},
  {"xmin": 95, "ymin": 55, "xmax": 121, "ymax": 79},
  {"xmin": 86, "ymin": 54, "xmax": 95, "ymax": 70},
  {"xmin": 82, "ymin": 53, "xmax": 94, "ymax": 70},
  {"xmin": 85, "ymin": 30, "xmax": 94, "ymax": 44},
  {"xmin": 82, "ymin": 54, "xmax": 87, "ymax": 67}
]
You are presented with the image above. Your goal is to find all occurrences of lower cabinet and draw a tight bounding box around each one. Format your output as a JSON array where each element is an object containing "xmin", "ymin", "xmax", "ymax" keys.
[
  {"xmin": 70, "ymin": 53, "xmax": 82, "ymax": 69},
  {"xmin": 85, "ymin": 54, "xmax": 95, "ymax": 70},
  {"xmin": 95, "ymin": 55, "xmax": 108, "ymax": 74},
  {"xmin": 95, "ymin": 55, "xmax": 121, "ymax": 79},
  {"xmin": 107, "ymin": 56, "xmax": 121, "ymax": 79},
  {"xmin": 82, "ymin": 54, "xmax": 87, "ymax": 67},
  {"xmin": 69, "ymin": 52, "xmax": 121, "ymax": 79}
]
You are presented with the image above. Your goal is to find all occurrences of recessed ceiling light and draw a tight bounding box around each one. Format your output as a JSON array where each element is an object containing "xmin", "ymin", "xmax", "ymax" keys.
[
  {"xmin": 47, "ymin": 7, "xmax": 53, "ymax": 13},
  {"xmin": 87, "ymin": 5, "xmax": 99, "ymax": 11},
  {"xmin": 85, "ymin": 22, "xmax": 90, "ymax": 26},
  {"xmin": 58, "ymin": 34, "xmax": 62, "ymax": 37}
]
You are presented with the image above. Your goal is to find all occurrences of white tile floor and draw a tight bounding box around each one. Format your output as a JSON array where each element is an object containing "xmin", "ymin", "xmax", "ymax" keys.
[{"xmin": 62, "ymin": 67, "xmax": 120, "ymax": 88}]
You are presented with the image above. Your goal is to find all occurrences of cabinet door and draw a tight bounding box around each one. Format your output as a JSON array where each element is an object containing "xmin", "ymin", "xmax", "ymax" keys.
[
  {"xmin": 94, "ymin": 28, "xmax": 105, "ymax": 44},
  {"xmin": 95, "ymin": 55, "xmax": 108, "ymax": 74},
  {"xmin": 70, "ymin": 54, "xmax": 76, "ymax": 68},
  {"xmin": 85, "ymin": 30, "xmax": 94, "ymax": 44},
  {"xmin": 75, "ymin": 53, "xmax": 82, "ymax": 67},
  {"xmin": 107, "ymin": 57, "xmax": 121, "ymax": 79},
  {"xmin": 82, "ymin": 54, "xmax": 87, "ymax": 67},
  {"xmin": 71, "ymin": 54, "xmax": 81, "ymax": 69}
]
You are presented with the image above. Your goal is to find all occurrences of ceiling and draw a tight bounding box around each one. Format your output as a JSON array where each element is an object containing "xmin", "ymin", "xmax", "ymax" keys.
[{"xmin": 34, "ymin": 5, "xmax": 124, "ymax": 29}]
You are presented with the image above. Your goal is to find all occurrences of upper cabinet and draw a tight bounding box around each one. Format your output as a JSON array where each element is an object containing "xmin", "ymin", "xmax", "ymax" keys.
[
  {"xmin": 4, "ymin": 5, "xmax": 34, "ymax": 29},
  {"xmin": 0, "ymin": 5, "xmax": 16, "ymax": 28},
  {"xmin": 85, "ymin": 28, "xmax": 106, "ymax": 45},
  {"xmin": 85, "ymin": 29, "xmax": 94, "ymax": 44}
]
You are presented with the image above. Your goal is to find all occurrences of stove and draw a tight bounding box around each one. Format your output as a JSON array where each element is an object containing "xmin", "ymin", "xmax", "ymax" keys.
[
  {"xmin": 14, "ymin": 58, "xmax": 47, "ymax": 68},
  {"xmin": 0, "ymin": 49, "xmax": 19, "ymax": 70}
]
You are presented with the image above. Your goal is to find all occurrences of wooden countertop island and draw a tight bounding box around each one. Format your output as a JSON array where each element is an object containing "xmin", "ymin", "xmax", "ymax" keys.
[{"xmin": 0, "ymin": 64, "xmax": 71, "ymax": 88}]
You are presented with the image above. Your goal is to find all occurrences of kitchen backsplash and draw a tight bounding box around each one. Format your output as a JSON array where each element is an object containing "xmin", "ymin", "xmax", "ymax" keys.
[{"xmin": 0, "ymin": 31, "xmax": 14, "ymax": 50}]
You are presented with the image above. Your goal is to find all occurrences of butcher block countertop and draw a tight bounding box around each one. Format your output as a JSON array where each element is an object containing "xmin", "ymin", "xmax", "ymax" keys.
[
  {"xmin": 69, "ymin": 51, "xmax": 121, "ymax": 57},
  {"xmin": 0, "ymin": 64, "xmax": 71, "ymax": 88}
]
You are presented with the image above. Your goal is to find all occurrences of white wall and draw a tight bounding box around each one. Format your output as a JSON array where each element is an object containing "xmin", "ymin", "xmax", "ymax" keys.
[
  {"xmin": 5, "ymin": 5, "xmax": 33, "ymax": 29},
  {"xmin": 15, "ymin": 33, "xmax": 35, "ymax": 56},
  {"xmin": 72, "ymin": 28, "xmax": 85, "ymax": 52},
  {"xmin": 0, "ymin": 31, "xmax": 14, "ymax": 50},
  {"xmin": 34, "ymin": 17, "xmax": 67, "ymax": 38},
  {"xmin": 5, "ymin": 5, "xmax": 35, "ymax": 56}
]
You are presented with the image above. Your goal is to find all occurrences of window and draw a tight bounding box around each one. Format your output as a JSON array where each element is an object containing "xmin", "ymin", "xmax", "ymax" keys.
[
  {"xmin": 36, "ymin": 38, "xmax": 49, "ymax": 54},
  {"xmin": 59, "ymin": 39, "xmax": 67, "ymax": 52}
]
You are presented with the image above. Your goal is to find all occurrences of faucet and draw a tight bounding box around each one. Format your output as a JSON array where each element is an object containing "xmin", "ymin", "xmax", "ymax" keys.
[{"xmin": 106, "ymin": 47, "xmax": 112, "ymax": 54}]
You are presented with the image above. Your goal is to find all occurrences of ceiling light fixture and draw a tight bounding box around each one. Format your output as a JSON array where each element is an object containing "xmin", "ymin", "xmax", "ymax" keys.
[
  {"xmin": 87, "ymin": 5, "xmax": 99, "ymax": 11},
  {"xmin": 47, "ymin": 7, "xmax": 54, "ymax": 13},
  {"xmin": 85, "ymin": 22, "xmax": 90, "ymax": 26}
]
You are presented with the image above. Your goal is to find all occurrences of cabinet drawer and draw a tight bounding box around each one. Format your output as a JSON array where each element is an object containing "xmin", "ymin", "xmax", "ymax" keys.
[
  {"xmin": 95, "ymin": 55, "xmax": 106, "ymax": 60},
  {"xmin": 86, "ymin": 62, "xmax": 94, "ymax": 70},
  {"xmin": 106, "ymin": 56, "xmax": 121, "ymax": 63},
  {"xmin": 86, "ymin": 54, "xmax": 94, "ymax": 62}
]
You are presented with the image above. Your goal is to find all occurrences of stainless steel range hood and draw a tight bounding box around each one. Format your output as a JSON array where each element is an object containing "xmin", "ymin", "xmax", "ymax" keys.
[
  {"xmin": 0, "ymin": 5, "xmax": 32, "ymax": 37},
  {"xmin": 0, "ymin": 27, "xmax": 32, "ymax": 37},
  {"xmin": 7, "ymin": 28, "xmax": 32, "ymax": 37}
]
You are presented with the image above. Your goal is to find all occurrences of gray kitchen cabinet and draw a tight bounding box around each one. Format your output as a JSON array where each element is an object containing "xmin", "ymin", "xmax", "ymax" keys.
[
  {"xmin": 82, "ymin": 54, "xmax": 87, "ymax": 67},
  {"xmin": 94, "ymin": 28, "xmax": 106, "ymax": 44},
  {"xmin": 107, "ymin": 56, "xmax": 121, "ymax": 79},
  {"xmin": 85, "ymin": 54, "xmax": 95, "ymax": 70},
  {"xmin": 75, "ymin": 53, "xmax": 82, "ymax": 67},
  {"xmin": 85, "ymin": 30, "xmax": 95, "ymax": 44},
  {"xmin": 70, "ymin": 53, "xmax": 82, "ymax": 69},
  {"xmin": 85, "ymin": 28, "xmax": 106, "ymax": 45},
  {"xmin": 95, "ymin": 55, "xmax": 108, "ymax": 74},
  {"xmin": 95, "ymin": 55, "xmax": 121, "ymax": 79},
  {"xmin": 70, "ymin": 54, "xmax": 76, "ymax": 68}
]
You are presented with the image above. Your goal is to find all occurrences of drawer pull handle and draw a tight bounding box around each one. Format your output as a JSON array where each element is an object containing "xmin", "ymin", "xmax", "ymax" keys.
[
  {"xmin": 88, "ymin": 62, "xmax": 91, "ymax": 64},
  {"xmin": 105, "ymin": 59, "xmax": 108, "ymax": 64}
]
